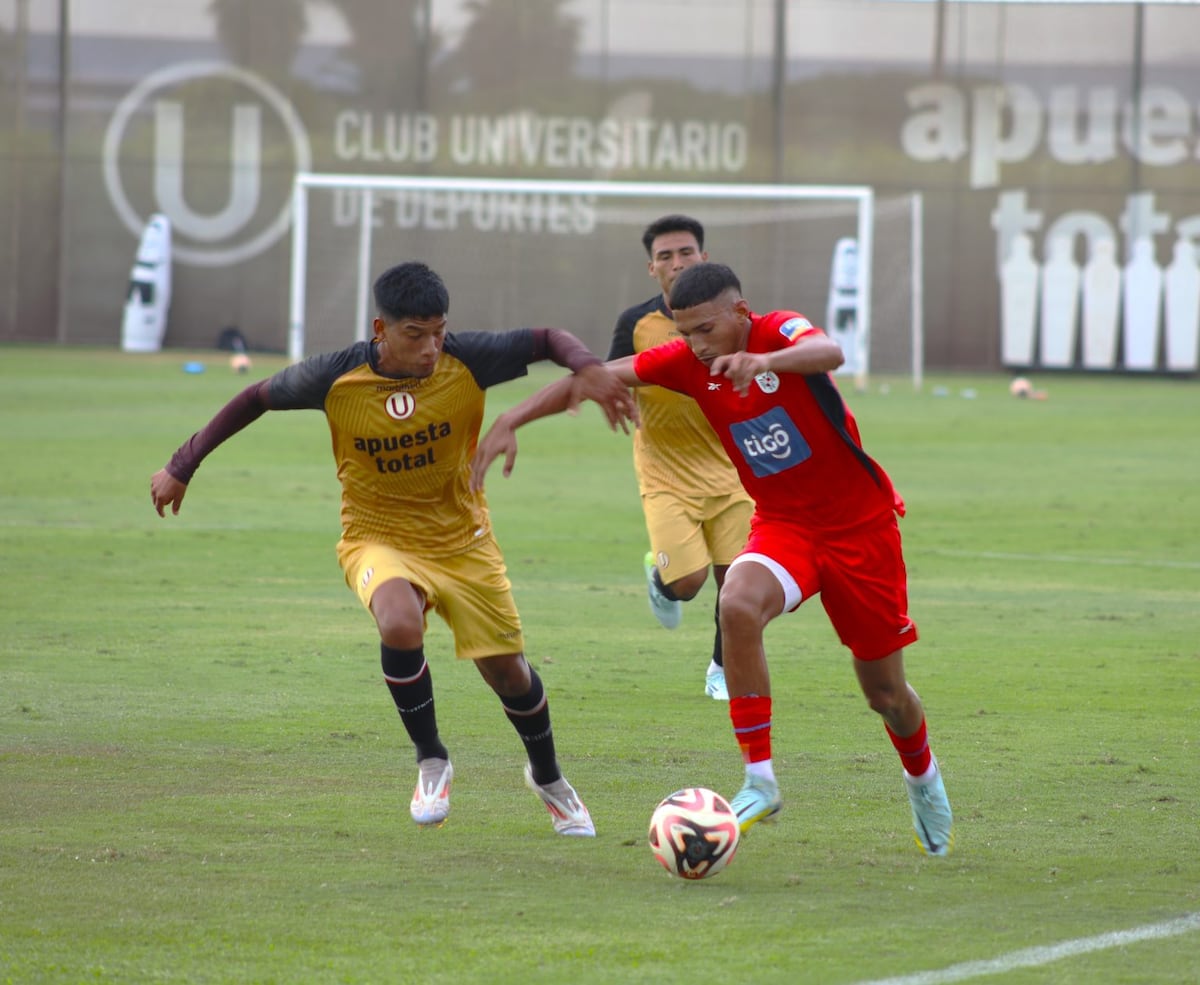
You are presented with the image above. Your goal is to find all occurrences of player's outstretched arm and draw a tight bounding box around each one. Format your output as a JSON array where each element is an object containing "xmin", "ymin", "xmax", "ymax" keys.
[
  {"xmin": 711, "ymin": 333, "xmax": 844, "ymax": 396},
  {"xmin": 150, "ymin": 380, "xmax": 271, "ymax": 517},
  {"xmin": 538, "ymin": 328, "xmax": 638, "ymax": 431},
  {"xmin": 470, "ymin": 375, "xmax": 576, "ymax": 492},
  {"xmin": 567, "ymin": 362, "xmax": 638, "ymax": 432},
  {"xmin": 469, "ymin": 358, "xmax": 642, "ymax": 492}
]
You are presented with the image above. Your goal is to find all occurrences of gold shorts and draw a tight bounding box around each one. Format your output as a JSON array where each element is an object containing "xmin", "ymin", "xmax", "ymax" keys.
[
  {"xmin": 642, "ymin": 489, "xmax": 753, "ymax": 583},
  {"xmin": 337, "ymin": 533, "xmax": 524, "ymax": 660}
]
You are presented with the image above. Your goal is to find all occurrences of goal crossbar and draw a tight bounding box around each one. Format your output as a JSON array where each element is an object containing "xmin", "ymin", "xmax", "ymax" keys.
[{"xmin": 288, "ymin": 172, "xmax": 875, "ymax": 366}]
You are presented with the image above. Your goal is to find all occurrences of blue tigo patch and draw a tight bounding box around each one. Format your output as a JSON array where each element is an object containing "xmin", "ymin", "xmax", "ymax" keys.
[
  {"xmin": 778, "ymin": 317, "xmax": 811, "ymax": 342},
  {"xmin": 729, "ymin": 407, "xmax": 810, "ymax": 477}
]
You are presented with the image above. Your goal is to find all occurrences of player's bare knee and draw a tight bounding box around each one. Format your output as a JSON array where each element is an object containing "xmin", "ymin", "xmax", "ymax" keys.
[
  {"xmin": 374, "ymin": 612, "xmax": 423, "ymax": 651},
  {"xmin": 863, "ymin": 683, "xmax": 902, "ymax": 717},
  {"xmin": 669, "ymin": 569, "xmax": 707, "ymax": 601},
  {"xmin": 717, "ymin": 590, "xmax": 766, "ymax": 635},
  {"xmin": 475, "ymin": 653, "xmax": 529, "ymax": 696}
]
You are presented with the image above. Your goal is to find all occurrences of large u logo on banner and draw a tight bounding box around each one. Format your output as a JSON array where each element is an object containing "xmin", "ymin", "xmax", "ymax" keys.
[
  {"xmin": 153, "ymin": 101, "xmax": 261, "ymax": 243},
  {"xmin": 104, "ymin": 61, "xmax": 311, "ymax": 267}
]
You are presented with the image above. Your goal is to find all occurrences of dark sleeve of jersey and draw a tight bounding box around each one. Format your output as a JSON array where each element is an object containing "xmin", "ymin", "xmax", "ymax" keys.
[
  {"xmin": 607, "ymin": 307, "xmax": 639, "ymax": 360},
  {"xmin": 533, "ymin": 327, "xmax": 603, "ymax": 373},
  {"xmin": 166, "ymin": 381, "xmax": 270, "ymax": 483},
  {"xmin": 445, "ymin": 330, "xmax": 538, "ymax": 389},
  {"xmin": 165, "ymin": 345, "xmax": 370, "ymax": 484},
  {"xmin": 448, "ymin": 329, "xmax": 601, "ymax": 389},
  {"xmin": 268, "ymin": 344, "xmax": 373, "ymax": 410}
]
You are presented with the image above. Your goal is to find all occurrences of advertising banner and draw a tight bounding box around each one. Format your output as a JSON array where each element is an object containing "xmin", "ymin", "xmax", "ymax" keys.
[{"xmin": 1, "ymin": 1, "xmax": 1197, "ymax": 375}]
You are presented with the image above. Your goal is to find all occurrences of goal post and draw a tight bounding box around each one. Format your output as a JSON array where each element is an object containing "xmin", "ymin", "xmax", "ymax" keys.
[{"xmin": 287, "ymin": 172, "xmax": 922, "ymax": 389}]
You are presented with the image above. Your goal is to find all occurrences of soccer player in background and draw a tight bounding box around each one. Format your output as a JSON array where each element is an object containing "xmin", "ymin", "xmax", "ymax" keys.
[
  {"xmin": 150, "ymin": 261, "xmax": 637, "ymax": 837},
  {"xmin": 472, "ymin": 261, "xmax": 954, "ymax": 856},
  {"xmin": 606, "ymin": 215, "xmax": 753, "ymax": 701}
]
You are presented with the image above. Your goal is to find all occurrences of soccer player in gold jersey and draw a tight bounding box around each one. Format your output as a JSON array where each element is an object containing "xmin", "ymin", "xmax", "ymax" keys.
[
  {"xmin": 606, "ymin": 216, "xmax": 753, "ymax": 700},
  {"xmin": 150, "ymin": 261, "xmax": 636, "ymax": 835}
]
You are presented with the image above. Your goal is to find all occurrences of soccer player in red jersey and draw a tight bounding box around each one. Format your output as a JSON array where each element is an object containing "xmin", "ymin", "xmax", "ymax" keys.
[
  {"xmin": 474, "ymin": 262, "xmax": 953, "ymax": 856},
  {"xmin": 150, "ymin": 261, "xmax": 636, "ymax": 837}
]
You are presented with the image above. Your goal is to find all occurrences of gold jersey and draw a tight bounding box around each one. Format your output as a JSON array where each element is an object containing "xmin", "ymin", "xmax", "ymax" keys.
[
  {"xmin": 268, "ymin": 331, "xmax": 538, "ymax": 558},
  {"xmin": 608, "ymin": 296, "xmax": 746, "ymax": 499}
]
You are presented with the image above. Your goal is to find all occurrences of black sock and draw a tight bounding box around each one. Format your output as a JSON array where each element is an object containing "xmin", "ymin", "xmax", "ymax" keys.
[
  {"xmin": 711, "ymin": 597, "xmax": 723, "ymax": 668},
  {"xmin": 501, "ymin": 669, "xmax": 559, "ymax": 786},
  {"xmin": 652, "ymin": 567, "xmax": 681, "ymax": 602},
  {"xmin": 380, "ymin": 644, "xmax": 448, "ymax": 763}
]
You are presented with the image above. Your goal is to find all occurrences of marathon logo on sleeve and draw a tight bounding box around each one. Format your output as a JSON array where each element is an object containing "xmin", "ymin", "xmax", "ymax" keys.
[
  {"xmin": 778, "ymin": 317, "xmax": 811, "ymax": 342},
  {"xmin": 729, "ymin": 407, "xmax": 811, "ymax": 478}
]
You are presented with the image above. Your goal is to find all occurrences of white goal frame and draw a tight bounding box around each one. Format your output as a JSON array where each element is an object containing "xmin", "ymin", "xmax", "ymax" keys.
[{"xmin": 288, "ymin": 173, "xmax": 922, "ymax": 387}]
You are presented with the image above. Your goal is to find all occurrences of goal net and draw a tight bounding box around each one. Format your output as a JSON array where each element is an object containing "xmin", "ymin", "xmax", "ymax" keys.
[{"xmin": 288, "ymin": 174, "xmax": 923, "ymax": 388}]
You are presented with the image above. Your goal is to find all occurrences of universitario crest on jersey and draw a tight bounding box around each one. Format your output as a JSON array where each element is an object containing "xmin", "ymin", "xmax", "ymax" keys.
[{"xmin": 384, "ymin": 391, "xmax": 417, "ymax": 420}]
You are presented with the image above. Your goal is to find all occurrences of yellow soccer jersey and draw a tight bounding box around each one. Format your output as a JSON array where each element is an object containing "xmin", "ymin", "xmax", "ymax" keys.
[
  {"xmin": 608, "ymin": 296, "xmax": 744, "ymax": 498},
  {"xmin": 268, "ymin": 331, "xmax": 537, "ymax": 558}
]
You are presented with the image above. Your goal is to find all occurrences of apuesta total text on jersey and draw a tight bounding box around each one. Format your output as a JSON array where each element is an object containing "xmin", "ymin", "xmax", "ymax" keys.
[{"xmin": 354, "ymin": 422, "xmax": 452, "ymax": 473}]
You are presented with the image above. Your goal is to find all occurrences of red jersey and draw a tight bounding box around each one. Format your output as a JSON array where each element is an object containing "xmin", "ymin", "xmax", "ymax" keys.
[{"xmin": 633, "ymin": 310, "xmax": 902, "ymax": 532}]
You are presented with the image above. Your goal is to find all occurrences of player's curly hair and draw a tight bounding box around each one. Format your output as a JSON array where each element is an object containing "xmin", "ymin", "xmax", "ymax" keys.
[
  {"xmin": 641, "ymin": 214, "xmax": 705, "ymax": 256},
  {"xmin": 668, "ymin": 262, "xmax": 741, "ymax": 311},
  {"xmin": 373, "ymin": 261, "xmax": 450, "ymax": 321}
]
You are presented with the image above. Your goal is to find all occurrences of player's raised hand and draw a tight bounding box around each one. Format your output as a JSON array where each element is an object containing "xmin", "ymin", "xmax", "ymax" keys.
[
  {"xmin": 569, "ymin": 363, "xmax": 638, "ymax": 432},
  {"xmin": 150, "ymin": 468, "xmax": 188, "ymax": 516},
  {"xmin": 469, "ymin": 416, "xmax": 519, "ymax": 492}
]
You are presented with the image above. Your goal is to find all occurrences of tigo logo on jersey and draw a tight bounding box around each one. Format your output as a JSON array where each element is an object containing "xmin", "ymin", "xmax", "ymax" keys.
[
  {"xmin": 778, "ymin": 317, "xmax": 811, "ymax": 342},
  {"xmin": 729, "ymin": 407, "xmax": 811, "ymax": 477}
]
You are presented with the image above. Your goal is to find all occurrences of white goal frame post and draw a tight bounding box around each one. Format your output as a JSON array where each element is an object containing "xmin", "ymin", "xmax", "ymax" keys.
[{"xmin": 288, "ymin": 173, "xmax": 924, "ymax": 389}]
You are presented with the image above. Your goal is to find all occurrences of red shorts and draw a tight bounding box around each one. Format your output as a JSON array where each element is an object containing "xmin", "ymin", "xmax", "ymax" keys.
[{"xmin": 739, "ymin": 511, "xmax": 917, "ymax": 661}]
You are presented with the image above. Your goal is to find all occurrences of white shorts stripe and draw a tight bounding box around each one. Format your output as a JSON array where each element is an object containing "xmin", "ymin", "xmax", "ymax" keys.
[{"xmin": 728, "ymin": 552, "xmax": 803, "ymax": 614}]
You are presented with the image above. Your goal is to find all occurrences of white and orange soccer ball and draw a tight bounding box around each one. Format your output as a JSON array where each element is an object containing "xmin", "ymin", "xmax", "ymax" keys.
[
  {"xmin": 648, "ymin": 787, "xmax": 741, "ymax": 880},
  {"xmin": 1009, "ymin": 376, "xmax": 1048, "ymax": 400}
]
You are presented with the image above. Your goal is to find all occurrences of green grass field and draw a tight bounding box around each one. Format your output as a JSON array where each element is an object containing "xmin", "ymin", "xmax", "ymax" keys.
[{"xmin": 2, "ymin": 345, "xmax": 1198, "ymax": 984}]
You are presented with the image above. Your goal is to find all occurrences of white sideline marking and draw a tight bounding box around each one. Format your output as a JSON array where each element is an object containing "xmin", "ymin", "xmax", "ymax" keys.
[
  {"xmin": 852, "ymin": 912, "xmax": 1200, "ymax": 985},
  {"xmin": 927, "ymin": 548, "xmax": 1200, "ymax": 571}
]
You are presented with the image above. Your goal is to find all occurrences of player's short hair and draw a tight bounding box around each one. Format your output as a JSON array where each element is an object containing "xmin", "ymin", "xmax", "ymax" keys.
[
  {"xmin": 641, "ymin": 214, "xmax": 705, "ymax": 256},
  {"xmin": 669, "ymin": 262, "xmax": 741, "ymax": 311},
  {"xmin": 373, "ymin": 262, "xmax": 450, "ymax": 321}
]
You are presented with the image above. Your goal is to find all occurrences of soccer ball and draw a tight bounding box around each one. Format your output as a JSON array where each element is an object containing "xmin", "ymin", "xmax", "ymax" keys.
[
  {"xmin": 1009, "ymin": 376, "xmax": 1032, "ymax": 398},
  {"xmin": 648, "ymin": 787, "xmax": 741, "ymax": 880}
]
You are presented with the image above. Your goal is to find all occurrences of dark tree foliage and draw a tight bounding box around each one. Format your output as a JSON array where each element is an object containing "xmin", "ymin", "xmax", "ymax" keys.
[
  {"xmin": 437, "ymin": 0, "xmax": 582, "ymax": 103},
  {"xmin": 209, "ymin": 0, "xmax": 307, "ymax": 83}
]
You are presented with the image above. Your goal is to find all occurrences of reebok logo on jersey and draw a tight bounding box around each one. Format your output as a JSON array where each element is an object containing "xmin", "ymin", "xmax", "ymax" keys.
[
  {"xmin": 778, "ymin": 317, "xmax": 811, "ymax": 342},
  {"xmin": 729, "ymin": 407, "xmax": 811, "ymax": 477},
  {"xmin": 707, "ymin": 381, "xmax": 723, "ymax": 390}
]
